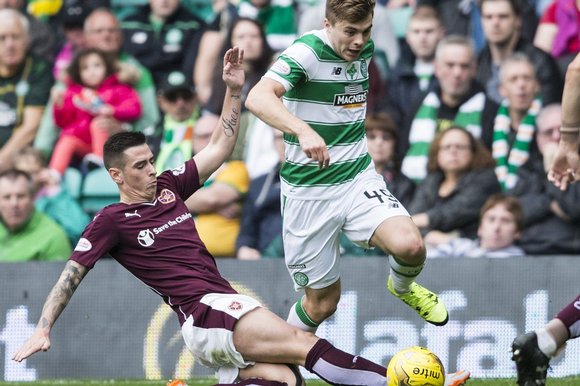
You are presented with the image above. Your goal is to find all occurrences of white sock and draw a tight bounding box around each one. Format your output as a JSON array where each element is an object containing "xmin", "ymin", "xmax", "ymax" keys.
[
  {"xmin": 287, "ymin": 297, "xmax": 318, "ymax": 333},
  {"xmin": 535, "ymin": 328, "xmax": 557, "ymax": 357},
  {"xmin": 389, "ymin": 255, "xmax": 424, "ymax": 294}
]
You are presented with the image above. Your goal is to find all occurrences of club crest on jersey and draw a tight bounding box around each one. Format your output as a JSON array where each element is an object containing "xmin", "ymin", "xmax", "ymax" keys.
[
  {"xmin": 158, "ymin": 189, "xmax": 176, "ymax": 204},
  {"xmin": 333, "ymin": 84, "xmax": 367, "ymax": 108},
  {"xmin": 74, "ymin": 238, "xmax": 92, "ymax": 252},
  {"xmin": 138, "ymin": 229, "xmax": 155, "ymax": 247},
  {"xmin": 228, "ymin": 301, "xmax": 243, "ymax": 311}
]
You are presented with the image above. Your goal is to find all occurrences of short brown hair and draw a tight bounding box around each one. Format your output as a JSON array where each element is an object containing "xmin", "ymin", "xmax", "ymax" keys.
[
  {"xmin": 426, "ymin": 126, "xmax": 496, "ymax": 173},
  {"xmin": 325, "ymin": 0, "xmax": 375, "ymax": 24},
  {"xmin": 409, "ymin": 5, "xmax": 442, "ymax": 24},
  {"xmin": 480, "ymin": 193, "xmax": 524, "ymax": 231}
]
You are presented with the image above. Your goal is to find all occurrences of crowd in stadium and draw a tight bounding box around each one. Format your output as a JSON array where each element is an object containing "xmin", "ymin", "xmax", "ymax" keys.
[{"xmin": 1, "ymin": 0, "xmax": 579, "ymax": 262}]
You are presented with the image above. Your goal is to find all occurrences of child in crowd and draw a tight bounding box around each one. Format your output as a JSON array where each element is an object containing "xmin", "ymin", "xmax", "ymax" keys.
[
  {"xmin": 50, "ymin": 48, "xmax": 142, "ymax": 175},
  {"xmin": 429, "ymin": 193, "xmax": 526, "ymax": 258}
]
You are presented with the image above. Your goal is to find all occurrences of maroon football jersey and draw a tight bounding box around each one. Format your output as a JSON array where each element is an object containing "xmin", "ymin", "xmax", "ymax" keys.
[{"xmin": 71, "ymin": 159, "xmax": 237, "ymax": 325}]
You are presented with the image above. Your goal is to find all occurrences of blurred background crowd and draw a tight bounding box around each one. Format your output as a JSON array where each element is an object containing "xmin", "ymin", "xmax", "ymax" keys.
[{"xmin": 0, "ymin": 0, "xmax": 579, "ymax": 262}]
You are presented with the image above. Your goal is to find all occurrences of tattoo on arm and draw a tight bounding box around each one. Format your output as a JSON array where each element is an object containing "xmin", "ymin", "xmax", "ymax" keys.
[
  {"xmin": 40, "ymin": 262, "xmax": 86, "ymax": 329},
  {"xmin": 222, "ymin": 107, "xmax": 239, "ymax": 138}
]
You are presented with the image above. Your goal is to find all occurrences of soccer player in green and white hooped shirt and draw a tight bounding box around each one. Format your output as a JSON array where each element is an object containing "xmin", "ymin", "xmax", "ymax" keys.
[{"xmin": 247, "ymin": 0, "xmax": 452, "ymax": 334}]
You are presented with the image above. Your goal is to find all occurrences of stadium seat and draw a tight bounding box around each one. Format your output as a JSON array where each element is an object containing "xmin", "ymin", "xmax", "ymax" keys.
[
  {"xmin": 63, "ymin": 167, "xmax": 83, "ymax": 200},
  {"xmin": 80, "ymin": 167, "xmax": 119, "ymax": 215}
]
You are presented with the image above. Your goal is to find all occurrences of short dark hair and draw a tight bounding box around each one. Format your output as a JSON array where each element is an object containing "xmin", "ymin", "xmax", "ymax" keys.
[
  {"xmin": 0, "ymin": 169, "xmax": 34, "ymax": 195},
  {"xmin": 480, "ymin": 193, "xmax": 525, "ymax": 231},
  {"xmin": 68, "ymin": 48, "xmax": 117, "ymax": 86},
  {"xmin": 479, "ymin": 0, "xmax": 522, "ymax": 17},
  {"xmin": 103, "ymin": 131, "xmax": 147, "ymax": 169},
  {"xmin": 325, "ymin": 0, "xmax": 375, "ymax": 24}
]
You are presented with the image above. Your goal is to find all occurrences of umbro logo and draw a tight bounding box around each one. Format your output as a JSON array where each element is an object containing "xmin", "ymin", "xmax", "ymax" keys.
[{"xmin": 125, "ymin": 210, "xmax": 141, "ymax": 218}]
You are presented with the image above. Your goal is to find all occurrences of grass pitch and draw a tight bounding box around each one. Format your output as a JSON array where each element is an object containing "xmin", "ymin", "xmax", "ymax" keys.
[{"xmin": 0, "ymin": 378, "xmax": 580, "ymax": 385}]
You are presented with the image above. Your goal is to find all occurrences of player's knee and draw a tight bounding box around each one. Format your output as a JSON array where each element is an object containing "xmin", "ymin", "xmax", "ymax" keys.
[
  {"xmin": 306, "ymin": 296, "xmax": 338, "ymax": 321},
  {"xmin": 390, "ymin": 234, "xmax": 425, "ymax": 265}
]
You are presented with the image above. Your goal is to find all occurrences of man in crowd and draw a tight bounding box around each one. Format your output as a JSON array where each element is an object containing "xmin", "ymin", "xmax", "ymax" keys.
[
  {"xmin": 401, "ymin": 35, "xmax": 498, "ymax": 182},
  {"xmin": 477, "ymin": 0, "xmax": 561, "ymax": 104},
  {"xmin": 0, "ymin": 169, "xmax": 71, "ymax": 262},
  {"xmin": 385, "ymin": 5, "xmax": 445, "ymax": 126},
  {"xmin": 0, "ymin": 9, "xmax": 53, "ymax": 171},
  {"xmin": 121, "ymin": 0, "xmax": 206, "ymax": 89}
]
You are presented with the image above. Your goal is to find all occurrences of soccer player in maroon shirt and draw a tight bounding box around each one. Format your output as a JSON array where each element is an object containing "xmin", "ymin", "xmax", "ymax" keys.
[{"xmin": 11, "ymin": 47, "xmax": 392, "ymax": 386}]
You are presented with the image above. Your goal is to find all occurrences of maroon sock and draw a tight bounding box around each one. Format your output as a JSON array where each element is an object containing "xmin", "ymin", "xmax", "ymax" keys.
[
  {"xmin": 214, "ymin": 379, "xmax": 287, "ymax": 385},
  {"xmin": 555, "ymin": 294, "xmax": 580, "ymax": 339},
  {"xmin": 304, "ymin": 339, "xmax": 386, "ymax": 386}
]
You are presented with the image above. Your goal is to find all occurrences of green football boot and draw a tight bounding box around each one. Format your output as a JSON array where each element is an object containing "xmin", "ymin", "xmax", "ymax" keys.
[{"xmin": 388, "ymin": 276, "xmax": 449, "ymax": 326}]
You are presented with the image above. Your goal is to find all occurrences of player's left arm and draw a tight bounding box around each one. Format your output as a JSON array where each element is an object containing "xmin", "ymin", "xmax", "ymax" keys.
[
  {"xmin": 12, "ymin": 260, "xmax": 89, "ymax": 362},
  {"xmin": 194, "ymin": 47, "xmax": 244, "ymax": 184}
]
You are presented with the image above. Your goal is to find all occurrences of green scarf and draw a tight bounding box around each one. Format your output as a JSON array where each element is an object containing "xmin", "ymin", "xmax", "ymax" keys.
[
  {"xmin": 492, "ymin": 98, "xmax": 542, "ymax": 191},
  {"xmin": 402, "ymin": 91, "xmax": 486, "ymax": 183}
]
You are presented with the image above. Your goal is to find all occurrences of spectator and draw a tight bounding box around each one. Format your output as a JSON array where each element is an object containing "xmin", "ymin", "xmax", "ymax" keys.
[
  {"xmin": 384, "ymin": 5, "xmax": 444, "ymax": 126},
  {"xmin": 185, "ymin": 114, "xmax": 250, "ymax": 257},
  {"xmin": 238, "ymin": 0, "xmax": 297, "ymax": 51},
  {"xmin": 417, "ymin": 0, "xmax": 538, "ymax": 52},
  {"xmin": 492, "ymin": 53, "xmax": 543, "ymax": 191},
  {"xmin": 236, "ymin": 129, "xmax": 284, "ymax": 260},
  {"xmin": 50, "ymin": 48, "xmax": 142, "ymax": 175},
  {"xmin": 429, "ymin": 193, "xmax": 525, "ymax": 257},
  {"xmin": 512, "ymin": 103, "xmax": 580, "ymax": 254},
  {"xmin": 0, "ymin": 9, "xmax": 53, "ymax": 172},
  {"xmin": 477, "ymin": 0, "xmax": 562, "ymax": 104},
  {"xmin": 409, "ymin": 126, "xmax": 501, "ymax": 245},
  {"xmin": 34, "ymin": 8, "xmax": 160, "ymax": 157},
  {"xmin": 0, "ymin": 0, "xmax": 55, "ymax": 62},
  {"xmin": 0, "ymin": 169, "xmax": 71, "ymax": 262},
  {"xmin": 121, "ymin": 0, "xmax": 206, "ymax": 89},
  {"xmin": 366, "ymin": 111, "xmax": 415, "ymax": 206},
  {"xmin": 401, "ymin": 35, "xmax": 498, "ymax": 183},
  {"xmin": 534, "ymin": 0, "xmax": 580, "ymax": 74},
  {"xmin": 153, "ymin": 71, "xmax": 200, "ymax": 173},
  {"xmin": 13, "ymin": 146, "xmax": 90, "ymax": 245}
]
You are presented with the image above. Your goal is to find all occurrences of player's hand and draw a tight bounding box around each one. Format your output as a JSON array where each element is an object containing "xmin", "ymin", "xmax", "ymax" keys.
[
  {"xmin": 297, "ymin": 127, "xmax": 330, "ymax": 169},
  {"xmin": 222, "ymin": 47, "xmax": 244, "ymax": 92},
  {"xmin": 12, "ymin": 328, "xmax": 51, "ymax": 362},
  {"xmin": 548, "ymin": 142, "xmax": 580, "ymax": 191}
]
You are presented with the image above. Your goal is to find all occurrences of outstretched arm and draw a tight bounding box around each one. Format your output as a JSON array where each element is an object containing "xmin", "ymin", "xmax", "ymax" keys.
[
  {"xmin": 194, "ymin": 47, "xmax": 244, "ymax": 184},
  {"xmin": 12, "ymin": 260, "xmax": 89, "ymax": 362},
  {"xmin": 548, "ymin": 53, "xmax": 580, "ymax": 190}
]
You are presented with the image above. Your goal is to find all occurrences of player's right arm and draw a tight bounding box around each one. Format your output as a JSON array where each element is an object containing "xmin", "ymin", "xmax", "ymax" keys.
[
  {"xmin": 246, "ymin": 77, "xmax": 330, "ymax": 169},
  {"xmin": 12, "ymin": 260, "xmax": 89, "ymax": 362}
]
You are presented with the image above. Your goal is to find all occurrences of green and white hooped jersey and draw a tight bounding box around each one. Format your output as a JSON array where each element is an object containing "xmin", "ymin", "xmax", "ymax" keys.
[{"xmin": 265, "ymin": 30, "xmax": 375, "ymax": 200}]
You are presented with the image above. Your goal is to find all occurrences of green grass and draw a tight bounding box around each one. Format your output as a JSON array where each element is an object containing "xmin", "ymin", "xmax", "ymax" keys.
[{"xmin": 0, "ymin": 378, "xmax": 579, "ymax": 385}]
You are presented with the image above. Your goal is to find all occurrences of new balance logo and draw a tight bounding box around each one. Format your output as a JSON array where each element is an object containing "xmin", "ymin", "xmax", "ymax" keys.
[
  {"xmin": 332, "ymin": 66, "xmax": 342, "ymax": 75},
  {"xmin": 125, "ymin": 210, "xmax": 141, "ymax": 218}
]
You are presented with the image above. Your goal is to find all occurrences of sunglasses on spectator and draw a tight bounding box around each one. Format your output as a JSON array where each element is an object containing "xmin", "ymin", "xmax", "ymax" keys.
[{"xmin": 164, "ymin": 90, "xmax": 195, "ymax": 102}]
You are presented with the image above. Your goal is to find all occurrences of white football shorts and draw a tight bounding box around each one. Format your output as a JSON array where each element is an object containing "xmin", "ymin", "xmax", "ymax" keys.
[
  {"xmin": 282, "ymin": 168, "xmax": 409, "ymax": 290},
  {"xmin": 181, "ymin": 293, "xmax": 261, "ymax": 383}
]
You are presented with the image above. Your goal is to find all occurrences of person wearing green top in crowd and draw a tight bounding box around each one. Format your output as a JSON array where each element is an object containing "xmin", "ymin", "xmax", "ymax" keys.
[{"xmin": 0, "ymin": 169, "xmax": 71, "ymax": 262}]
